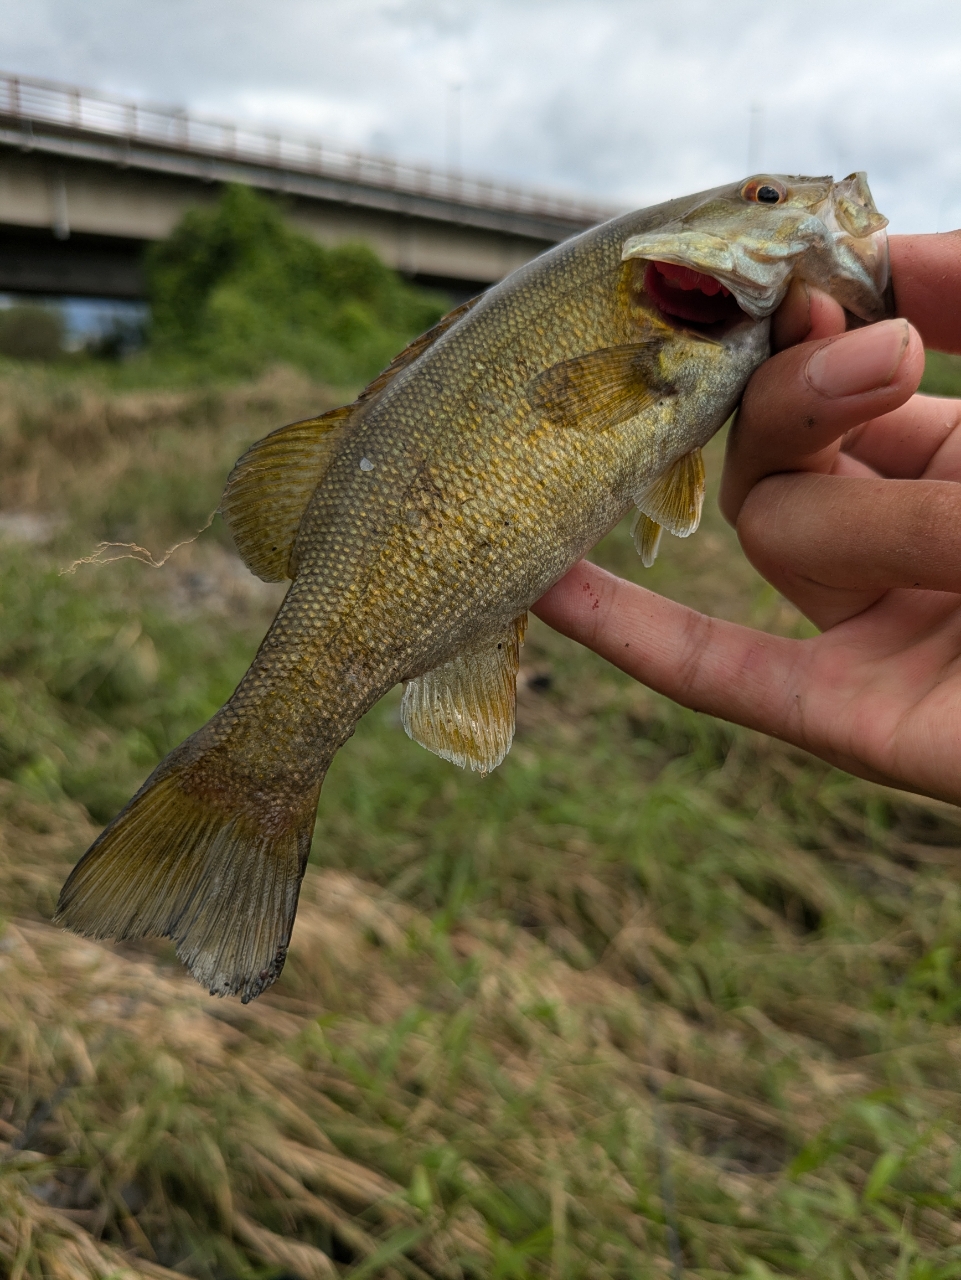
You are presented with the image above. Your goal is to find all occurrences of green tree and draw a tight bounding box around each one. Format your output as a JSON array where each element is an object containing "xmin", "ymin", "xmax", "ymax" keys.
[{"xmin": 145, "ymin": 184, "xmax": 448, "ymax": 383}]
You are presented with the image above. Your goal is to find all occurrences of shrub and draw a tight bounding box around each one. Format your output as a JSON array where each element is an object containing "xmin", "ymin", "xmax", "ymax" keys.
[{"xmin": 145, "ymin": 185, "xmax": 448, "ymax": 383}]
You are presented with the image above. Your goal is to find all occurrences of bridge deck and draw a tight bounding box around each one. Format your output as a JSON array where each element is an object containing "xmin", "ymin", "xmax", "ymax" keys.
[{"xmin": 0, "ymin": 72, "xmax": 618, "ymax": 298}]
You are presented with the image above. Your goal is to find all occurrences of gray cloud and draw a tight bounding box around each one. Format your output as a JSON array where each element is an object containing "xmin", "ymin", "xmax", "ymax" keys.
[{"xmin": 2, "ymin": 0, "xmax": 960, "ymax": 230}]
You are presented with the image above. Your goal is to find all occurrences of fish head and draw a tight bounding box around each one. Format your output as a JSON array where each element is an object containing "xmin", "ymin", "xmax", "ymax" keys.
[{"xmin": 621, "ymin": 172, "xmax": 891, "ymax": 329}]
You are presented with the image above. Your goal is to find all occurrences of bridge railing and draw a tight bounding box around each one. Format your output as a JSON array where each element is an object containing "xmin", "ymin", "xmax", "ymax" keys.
[{"xmin": 0, "ymin": 70, "xmax": 611, "ymax": 226}]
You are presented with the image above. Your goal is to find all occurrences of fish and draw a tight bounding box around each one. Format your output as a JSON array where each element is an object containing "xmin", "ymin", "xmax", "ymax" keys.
[{"xmin": 56, "ymin": 172, "xmax": 892, "ymax": 1002}]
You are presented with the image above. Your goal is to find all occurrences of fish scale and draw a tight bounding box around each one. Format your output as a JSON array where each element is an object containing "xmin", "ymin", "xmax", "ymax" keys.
[{"xmin": 57, "ymin": 172, "xmax": 892, "ymax": 1001}]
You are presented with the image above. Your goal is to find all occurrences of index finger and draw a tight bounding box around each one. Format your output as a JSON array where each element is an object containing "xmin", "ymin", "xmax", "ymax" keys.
[
  {"xmin": 890, "ymin": 233, "xmax": 961, "ymax": 352},
  {"xmin": 719, "ymin": 318, "xmax": 924, "ymax": 524}
]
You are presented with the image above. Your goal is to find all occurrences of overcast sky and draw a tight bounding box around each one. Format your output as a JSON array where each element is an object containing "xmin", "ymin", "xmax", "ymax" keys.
[{"xmin": 3, "ymin": 0, "xmax": 961, "ymax": 233}]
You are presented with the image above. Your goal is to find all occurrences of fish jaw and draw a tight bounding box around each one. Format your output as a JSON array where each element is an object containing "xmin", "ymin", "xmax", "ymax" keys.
[
  {"xmin": 803, "ymin": 173, "xmax": 891, "ymax": 321},
  {"xmin": 622, "ymin": 221, "xmax": 825, "ymax": 321},
  {"xmin": 620, "ymin": 171, "xmax": 891, "ymax": 325}
]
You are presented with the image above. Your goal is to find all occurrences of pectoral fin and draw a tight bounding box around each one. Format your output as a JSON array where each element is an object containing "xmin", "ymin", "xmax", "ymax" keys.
[
  {"xmin": 401, "ymin": 615, "xmax": 527, "ymax": 775},
  {"xmin": 529, "ymin": 343, "xmax": 675, "ymax": 432},
  {"xmin": 631, "ymin": 448, "xmax": 705, "ymax": 566},
  {"xmin": 220, "ymin": 406, "xmax": 354, "ymax": 582}
]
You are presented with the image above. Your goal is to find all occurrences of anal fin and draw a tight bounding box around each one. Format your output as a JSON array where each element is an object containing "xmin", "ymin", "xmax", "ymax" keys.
[
  {"xmin": 631, "ymin": 447, "xmax": 705, "ymax": 565},
  {"xmin": 401, "ymin": 615, "xmax": 526, "ymax": 775}
]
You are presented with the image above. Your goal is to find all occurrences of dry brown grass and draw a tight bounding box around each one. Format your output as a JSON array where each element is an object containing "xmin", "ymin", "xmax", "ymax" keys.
[{"xmin": 3, "ymin": 365, "xmax": 961, "ymax": 1277}]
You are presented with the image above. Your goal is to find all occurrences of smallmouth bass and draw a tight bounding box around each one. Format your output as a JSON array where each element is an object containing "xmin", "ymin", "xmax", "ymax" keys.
[{"xmin": 58, "ymin": 172, "xmax": 892, "ymax": 1000}]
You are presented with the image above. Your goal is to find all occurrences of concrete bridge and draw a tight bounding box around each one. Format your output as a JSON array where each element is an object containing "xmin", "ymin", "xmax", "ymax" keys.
[{"xmin": 0, "ymin": 71, "xmax": 615, "ymax": 302}]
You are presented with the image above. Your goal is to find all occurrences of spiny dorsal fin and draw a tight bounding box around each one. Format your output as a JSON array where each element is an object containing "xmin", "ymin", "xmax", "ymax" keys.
[
  {"xmin": 630, "ymin": 511, "xmax": 663, "ymax": 567},
  {"xmin": 355, "ymin": 294, "xmax": 481, "ymax": 408},
  {"xmin": 400, "ymin": 614, "xmax": 526, "ymax": 775},
  {"xmin": 529, "ymin": 342, "xmax": 675, "ymax": 433},
  {"xmin": 220, "ymin": 406, "xmax": 353, "ymax": 583}
]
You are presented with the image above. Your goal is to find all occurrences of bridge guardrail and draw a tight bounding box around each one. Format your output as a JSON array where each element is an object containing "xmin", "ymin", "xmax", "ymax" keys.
[{"xmin": 0, "ymin": 70, "xmax": 612, "ymax": 228}]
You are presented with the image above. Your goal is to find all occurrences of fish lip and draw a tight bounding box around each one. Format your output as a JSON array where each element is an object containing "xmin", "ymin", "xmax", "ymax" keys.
[
  {"xmin": 642, "ymin": 261, "xmax": 753, "ymax": 333},
  {"xmin": 623, "ymin": 231, "xmax": 778, "ymax": 322},
  {"xmin": 622, "ymin": 172, "xmax": 891, "ymax": 324}
]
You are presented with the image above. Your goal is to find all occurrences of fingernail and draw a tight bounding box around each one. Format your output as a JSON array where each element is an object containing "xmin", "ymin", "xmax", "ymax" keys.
[{"xmin": 805, "ymin": 319, "xmax": 910, "ymax": 399}]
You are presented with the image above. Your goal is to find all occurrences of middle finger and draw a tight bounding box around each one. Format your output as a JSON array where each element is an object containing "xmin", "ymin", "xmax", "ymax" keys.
[
  {"xmin": 841, "ymin": 394, "xmax": 961, "ymax": 480},
  {"xmin": 737, "ymin": 472, "xmax": 961, "ymax": 628}
]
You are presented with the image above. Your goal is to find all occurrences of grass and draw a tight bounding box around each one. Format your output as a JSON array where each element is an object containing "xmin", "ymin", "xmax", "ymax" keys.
[{"xmin": 2, "ymin": 351, "xmax": 961, "ymax": 1277}]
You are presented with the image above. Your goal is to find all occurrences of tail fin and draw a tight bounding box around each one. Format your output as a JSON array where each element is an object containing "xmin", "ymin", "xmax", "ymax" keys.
[{"xmin": 56, "ymin": 761, "xmax": 322, "ymax": 1003}]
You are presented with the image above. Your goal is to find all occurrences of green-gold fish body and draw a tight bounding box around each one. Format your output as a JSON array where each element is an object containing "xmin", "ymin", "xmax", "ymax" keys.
[{"xmin": 57, "ymin": 172, "xmax": 892, "ymax": 1001}]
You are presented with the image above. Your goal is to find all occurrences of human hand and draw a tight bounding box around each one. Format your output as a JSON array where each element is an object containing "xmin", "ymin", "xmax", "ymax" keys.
[{"xmin": 533, "ymin": 233, "xmax": 961, "ymax": 804}]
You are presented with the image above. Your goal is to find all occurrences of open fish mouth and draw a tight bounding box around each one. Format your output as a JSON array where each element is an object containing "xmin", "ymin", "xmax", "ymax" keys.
[
  {"xmin": 624, "ymin": 173, "xmax": 892, "ymax": 327},
  {"xmin": 643, "ymin": 260, "xmax": 747, "ymax": 327}
]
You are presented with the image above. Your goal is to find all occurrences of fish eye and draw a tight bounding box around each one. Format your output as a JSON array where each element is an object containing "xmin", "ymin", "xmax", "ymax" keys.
[{"xmin": 742, "ymin": 178, "xmax": 787, "ymax": 205}]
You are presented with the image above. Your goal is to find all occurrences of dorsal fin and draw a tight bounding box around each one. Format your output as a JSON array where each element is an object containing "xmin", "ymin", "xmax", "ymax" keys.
[
  {"xmin": 355, "ymin": 294, "xmax": 481, "ymax": 408},
  {"xmin": 220, "ymin": 296, "xmax": 481, "ymax": 584},
  {"xmin": 220, "ymin": 406, "xmax": 354, "ymax": 582}
]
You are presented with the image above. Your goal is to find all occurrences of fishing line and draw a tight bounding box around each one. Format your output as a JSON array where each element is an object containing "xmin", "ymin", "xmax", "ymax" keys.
[
  {"xmin": 652, "ymin": 1088, "xmax": 685, "ymax": 1280},
  {"xmin": 647, "ymin": 1029, "xmax": 685, "ymax": 1280},
  {"xmin": 59, "ymin": 508, "xmax": 218, "ymax": 575}
]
